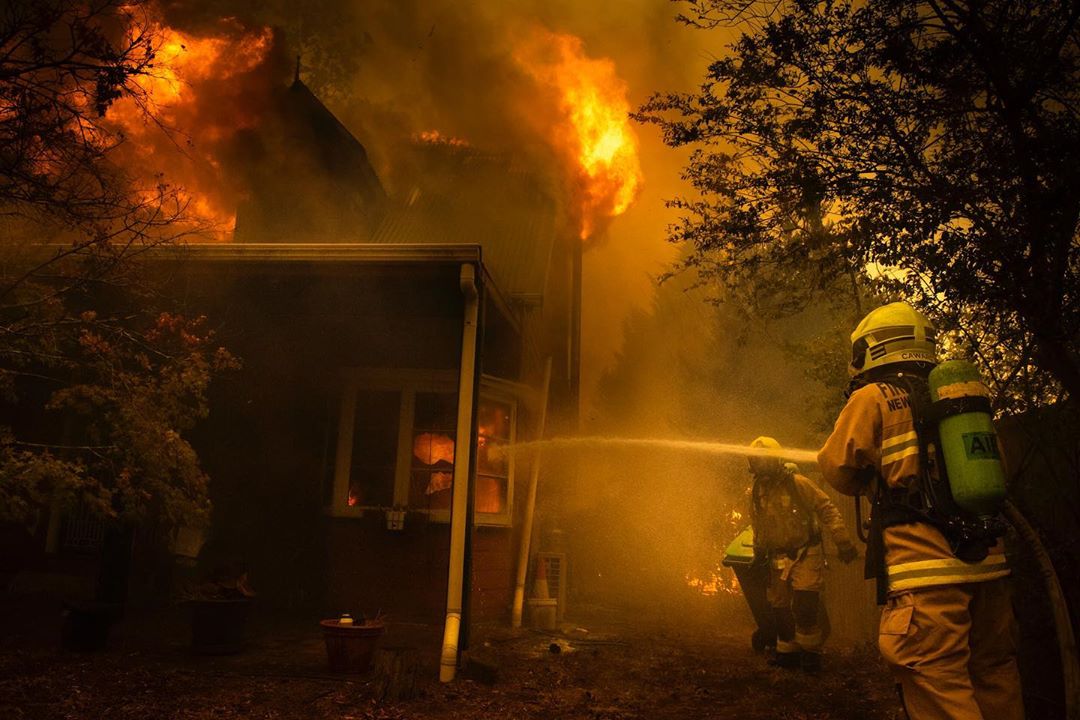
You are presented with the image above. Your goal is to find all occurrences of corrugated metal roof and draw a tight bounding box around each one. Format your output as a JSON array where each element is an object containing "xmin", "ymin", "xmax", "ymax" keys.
[{"xmin": 370, "ymin": 146, "xmax": 558, "ymax": 300}]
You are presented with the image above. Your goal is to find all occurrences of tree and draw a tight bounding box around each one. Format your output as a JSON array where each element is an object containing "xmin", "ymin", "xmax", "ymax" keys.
[
  {"xmin": 635, "ymin": 0, "xmax": 1080, "ymax": 409},
  {"xmin": 0, "ymin": 1, "xmax": 233, "ymax": 532}
]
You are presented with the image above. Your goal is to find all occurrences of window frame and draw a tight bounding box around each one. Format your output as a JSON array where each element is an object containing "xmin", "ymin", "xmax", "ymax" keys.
[{"xmin": 327, "ymin": 368, "xmax": 517, "ymax": 527}]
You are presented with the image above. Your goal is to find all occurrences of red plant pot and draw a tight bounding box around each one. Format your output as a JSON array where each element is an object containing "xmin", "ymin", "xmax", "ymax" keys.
[{"xmin": 321, "ymin": 619, "xmax": 386, "ymax": 673}]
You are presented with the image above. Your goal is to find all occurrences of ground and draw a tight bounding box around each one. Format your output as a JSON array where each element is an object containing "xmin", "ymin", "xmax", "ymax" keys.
[{"xmin": 0, "ymin": 595, "xmax": 901, "ymax": 720}]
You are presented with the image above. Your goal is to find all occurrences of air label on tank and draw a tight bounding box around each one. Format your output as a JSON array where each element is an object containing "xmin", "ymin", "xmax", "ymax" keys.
[{"xmin": 962, "ymin": 432, "xmax": 1000, "ymax": 460}]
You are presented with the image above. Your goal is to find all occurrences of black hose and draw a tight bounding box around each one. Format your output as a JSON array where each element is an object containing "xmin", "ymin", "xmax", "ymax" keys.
[
  {"xmin": 1003, "ymin": 500, "xmax": 1079, "ymax": 720},
  {"xmin": 854, "ymin": 495, "xmax": 869, "ymax": 544}
]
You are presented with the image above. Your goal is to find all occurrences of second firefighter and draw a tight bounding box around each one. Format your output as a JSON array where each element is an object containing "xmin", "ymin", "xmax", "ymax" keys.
[{"xmin": 748, "ymin": 436, "xmax": 858, "ymax": 671}]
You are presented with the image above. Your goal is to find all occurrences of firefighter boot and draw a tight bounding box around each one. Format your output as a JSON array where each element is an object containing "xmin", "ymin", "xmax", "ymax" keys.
[
  {"xmin": 769, "ymin": 651, "xmax": 802, "ymax": 669},
  {"xmin": 800, "ymin": 650, "xmax": 823, "ymax": 674}
]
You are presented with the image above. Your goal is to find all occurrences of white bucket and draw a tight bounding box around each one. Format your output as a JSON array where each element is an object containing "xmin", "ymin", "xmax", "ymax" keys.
[{"xmin": 526, "ymin": 598, "xmax": 558, "ymax": 631}]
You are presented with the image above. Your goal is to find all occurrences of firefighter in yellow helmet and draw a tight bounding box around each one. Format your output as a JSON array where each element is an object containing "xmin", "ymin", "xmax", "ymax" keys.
[
  {"xmin": 747, "ymin": 436, "xmax": 857, "ymax": 672},
  {"xmin": 818, "ymin": 302, "xmax": 1024, "ymax": 719}
]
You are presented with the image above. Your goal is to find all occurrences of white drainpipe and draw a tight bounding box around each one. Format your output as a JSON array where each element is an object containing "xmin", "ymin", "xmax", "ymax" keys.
[
  {"xmin": 439, "ymin": 263, "xmax": 480, "ymax": 683},
  {"xmin": 511, "ymin": 357, "xmax": 552, "ymax": 628}
]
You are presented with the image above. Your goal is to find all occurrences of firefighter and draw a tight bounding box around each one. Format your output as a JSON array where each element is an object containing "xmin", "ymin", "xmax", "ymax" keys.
[
  {"xmin": 747, "ymin": 436, "xmax": 858, "ymax": 672},
  {"xmin": 817, "ymin": 302, "xmax": 1024, "ymax": 719}
]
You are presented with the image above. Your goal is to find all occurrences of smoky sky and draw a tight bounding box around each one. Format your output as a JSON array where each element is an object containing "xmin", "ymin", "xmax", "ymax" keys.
[{"xmin": 158, "ymin": 0, "xmax": 731, "ymax": 405}]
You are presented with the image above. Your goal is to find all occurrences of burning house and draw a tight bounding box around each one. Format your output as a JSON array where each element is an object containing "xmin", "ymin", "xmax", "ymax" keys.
[
  {"xmin": 3, "ymin": 7, "xmax": 642, "ymax": 679},
  {"xmin": 164, "ymin": 73, "xmax": 583, "ymax": 636}
]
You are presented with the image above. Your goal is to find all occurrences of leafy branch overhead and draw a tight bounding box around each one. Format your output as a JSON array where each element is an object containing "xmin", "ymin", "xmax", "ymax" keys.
[
  {"xmin": 635, "ymin": 0, "xmax": 1080, "ymax": 408},
  {"xmin": 0, "ymin": 1, "xmax": 235, "ymax": 528}
]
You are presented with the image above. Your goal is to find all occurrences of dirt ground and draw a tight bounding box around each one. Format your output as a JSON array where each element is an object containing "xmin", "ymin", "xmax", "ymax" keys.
[{"xmin": 0, "ymin": 595, "xmax": 902, "ymax": 720}]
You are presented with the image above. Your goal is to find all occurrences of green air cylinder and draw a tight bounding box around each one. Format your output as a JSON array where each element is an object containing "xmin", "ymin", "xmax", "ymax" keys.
[{"xmin": 928, "ymin": 360, "xmax": 1007, "ymax": 517}]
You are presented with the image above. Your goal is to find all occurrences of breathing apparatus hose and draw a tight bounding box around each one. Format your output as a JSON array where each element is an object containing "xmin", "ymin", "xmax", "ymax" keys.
[{"xmin": 854, "ymin": 494, "xmax": 869, "ymax": 544}]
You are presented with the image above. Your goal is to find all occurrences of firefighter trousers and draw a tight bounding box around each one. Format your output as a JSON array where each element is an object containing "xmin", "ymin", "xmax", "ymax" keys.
[
  {"xmin": 767, "ymin": 547, "xmax": 825, "ymax": 654},
  {"xmin": 878, "ymin": 579, "xmax": 1024, "ymax": 720}
]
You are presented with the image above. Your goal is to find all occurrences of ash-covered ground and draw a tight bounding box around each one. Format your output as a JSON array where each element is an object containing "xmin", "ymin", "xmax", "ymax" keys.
[{"xmin": 0, "ymin": 594, "xmax": 900, "ymax": 720}]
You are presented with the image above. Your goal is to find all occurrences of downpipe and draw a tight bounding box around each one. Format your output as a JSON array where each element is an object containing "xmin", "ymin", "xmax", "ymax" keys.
[
  {"xmin": 439, "ymin": 263, "xmax": 480, "ymax": 683},
  {"xmin": 511, "ymin": 357, "xmax": 553, "ymax": 628}
]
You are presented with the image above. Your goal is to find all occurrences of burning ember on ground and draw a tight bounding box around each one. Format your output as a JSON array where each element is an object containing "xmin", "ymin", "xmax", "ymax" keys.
[
  {"xmin": 515, "ymin": 29, "xmax": 643, "ymax": 240},
  {"xmin": 103, "ymin": 5, "xmax": 274, "ymax": 232}
]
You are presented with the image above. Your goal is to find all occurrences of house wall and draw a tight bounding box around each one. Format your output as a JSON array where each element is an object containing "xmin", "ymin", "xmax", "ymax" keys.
[{"xmin": 178, "ymin": 261, "xmax": 526, "ymax": 621}]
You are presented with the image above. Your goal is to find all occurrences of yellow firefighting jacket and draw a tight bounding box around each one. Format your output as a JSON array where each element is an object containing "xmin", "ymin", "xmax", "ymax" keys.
[
  {"xmin": 818, "ymin": 382, "xmax": 1009, "ymax": 593},
  {"xmin": 751, "ymin": 472, "xmax": 850, "ymax": 554}
]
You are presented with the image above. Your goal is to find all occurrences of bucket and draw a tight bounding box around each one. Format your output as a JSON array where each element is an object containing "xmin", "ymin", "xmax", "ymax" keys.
[
  {"xmin": 188, "ymin": 598, "xmax": 252, "ymax": 655},
  {"xmin": 61, "ymin": 601, "xmax": 119, "ymax": 652},
  {"xmin": 321, "ymin": 619, "xmax": 386, "ymax": 673},
  {"xmin": 526, "ymin": 598, "xmax": 558, "ymax": 631}
]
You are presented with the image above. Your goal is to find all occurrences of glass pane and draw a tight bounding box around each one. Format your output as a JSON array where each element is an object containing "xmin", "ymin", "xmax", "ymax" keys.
[
  {"xmin": 347, "ymin": 390, "xmax": 400, "ymax": 508},
  {"xmin": 321, "ymin": 395, "xmax": 339, "ymax": 508},
  {"xmin": 411, "ymin": 470, "xmax": 452, "ymax": 510},
  {"xmin": 476, "ymin": 475, "xmax": 507, "ymax": 514},
  {"xmin": 477, "ymin": 398, "xmax": 511, "ymax": 477},
  {"xmin": 412, "ymin": 432, "xmax": 455, "ymax": 467},
  {"xmin": 478, "ymin": 401, "xmax": 511, "ymax": 440},
  {"xmin": 477, "ymin": 437, "xmax": 508, "ymax": 476},
  {"xmin": 410, "ymin": 391, "xmax": 457, "ymax": 508},
  {"xmin": 414, "ymin": 392, "xmax": 458, "ymax": 431}
]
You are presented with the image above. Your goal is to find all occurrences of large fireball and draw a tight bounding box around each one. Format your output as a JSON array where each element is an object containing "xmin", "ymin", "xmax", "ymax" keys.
[{"xmin": 515, "ymin": 29, "xmax": 643, "ymax": 240}]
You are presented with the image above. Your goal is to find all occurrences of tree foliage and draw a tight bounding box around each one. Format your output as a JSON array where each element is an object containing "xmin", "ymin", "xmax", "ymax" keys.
[
  {"xmin": 636, "ymin": 0, "xmax": 1080, "ymax": 410},
  {"xmin": 0, "ymin": 1, "xmax": 233, "ymax": 528}
]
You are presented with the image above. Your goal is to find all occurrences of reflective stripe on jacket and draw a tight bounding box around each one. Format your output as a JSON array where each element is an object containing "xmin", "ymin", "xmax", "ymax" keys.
[{"xmin": 817, "ymin": 382, "xmax": 1008, "ymax": 592}]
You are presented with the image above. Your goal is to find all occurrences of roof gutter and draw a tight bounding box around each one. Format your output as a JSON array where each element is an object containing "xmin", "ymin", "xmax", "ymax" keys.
[{"xmin": 149, "ymin": 242, "xmax": 483, "ymax": 265}]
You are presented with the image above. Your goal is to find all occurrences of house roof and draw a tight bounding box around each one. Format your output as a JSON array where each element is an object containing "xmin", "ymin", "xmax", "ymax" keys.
[
  {"xmin": 282, "ymin": 78, "xmax": 386, "ymax": 207},
  {"xmin": 369, "ymin": 145, "xmax": 557, "ymax": 302}
]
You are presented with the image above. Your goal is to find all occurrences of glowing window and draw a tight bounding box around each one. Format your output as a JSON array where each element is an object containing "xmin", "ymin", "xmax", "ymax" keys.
[
  {"xmin": 328, "ymin": 370, "xmax": 517, "ymax": 527},
  {"xmin": 476, "ymin": 399, "xmax": 512, "ymax": 515},
  {"xmin": 409, "ymin": 392, "xmax": 458, "ymax": 511},
  {"xmin": 347, "ymin": 390, "xmax": 400, "ymax": 509}
]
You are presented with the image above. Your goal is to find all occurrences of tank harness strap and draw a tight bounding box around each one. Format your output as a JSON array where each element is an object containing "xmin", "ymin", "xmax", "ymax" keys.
[
  {"xmin": 754, "ymin": 471, "xmax": 823, "ymax": 563},
  {"xmin": 865, "ymin": 479, "xmax": 940, "ymax": 605},
  {"xmin": 861, "ymin": 372, "xmax": 1006, "ymax": 603}
]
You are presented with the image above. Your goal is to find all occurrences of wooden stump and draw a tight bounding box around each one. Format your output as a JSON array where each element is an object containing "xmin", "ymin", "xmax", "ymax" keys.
[{"xmin": 373, "ymin": 646, "xmax": 421, "ymax": 701}]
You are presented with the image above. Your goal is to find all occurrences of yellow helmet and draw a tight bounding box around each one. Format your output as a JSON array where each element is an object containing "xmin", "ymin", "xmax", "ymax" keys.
[
  {"xmin": 850, "ymin": 302, "xmax": 936, "ymax": 376},
  {"xmin": 748, "ymin": 436, "xmax": 783, "ymax": 476}
]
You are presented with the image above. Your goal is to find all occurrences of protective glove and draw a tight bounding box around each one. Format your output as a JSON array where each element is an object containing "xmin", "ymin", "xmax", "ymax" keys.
[{"xmin": 837, "ymin": 542, "xmax": 859, "ymax": 564}]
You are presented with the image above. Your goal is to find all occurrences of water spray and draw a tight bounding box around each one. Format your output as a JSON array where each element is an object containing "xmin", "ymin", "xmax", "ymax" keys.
[{"xmin": 504, "ymin": 437, "xmax": 820, "ymax": 465}]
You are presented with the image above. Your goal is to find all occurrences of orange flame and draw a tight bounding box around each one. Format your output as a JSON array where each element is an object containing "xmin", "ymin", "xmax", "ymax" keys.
[
  {"xmin": 414, "ymin": 129, "xmax": 470, "ymax": 148},
  {"xmin": 687, "ymin": 509, "xmax": 747, "ymax": 597},
  {"xmin": 686, "ymin": 568, "xmax": 741, "ymax": 596},
  {"xmin": 103, "ymin": 8, "xmax": 273, "ymax": 233},
  {"xmin": 515, "ymin": 29, "xmax": 643, "ymax": 240}
]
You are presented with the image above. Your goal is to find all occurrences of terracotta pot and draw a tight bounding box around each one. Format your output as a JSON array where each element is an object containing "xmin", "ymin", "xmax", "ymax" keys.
[{"xmin": 321, "ymin": 619, "xmax": 386, "ymax": 673}]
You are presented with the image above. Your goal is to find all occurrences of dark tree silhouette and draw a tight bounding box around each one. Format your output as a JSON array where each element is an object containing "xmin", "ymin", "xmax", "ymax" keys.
[
  {"xmin": 0, "ymin": 1, "xmax": 234, "ymax": 531},
  {"xmin": 636, "ymin": 0, "xmax": 1080, "ymax": 409}
]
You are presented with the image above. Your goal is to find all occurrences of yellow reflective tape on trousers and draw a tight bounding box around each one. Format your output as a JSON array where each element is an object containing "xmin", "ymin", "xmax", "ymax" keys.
[
  {"xmin": 795, "ymin": 630, "xmax": 823, "ymax": 650},
  {"xmin": 887, "ymin": 553, "xmax": 1010, "ymax": 591}
]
